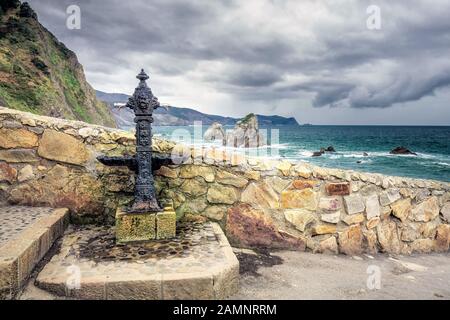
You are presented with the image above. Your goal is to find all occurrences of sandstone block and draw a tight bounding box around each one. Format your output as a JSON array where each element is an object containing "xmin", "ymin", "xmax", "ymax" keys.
[
  {"xmin": 379, "ymin": 189, "xmax": 401, "ymax": 206},
  {"xmin": 377, "ymin": 220, "xmax": 401, "ymax": 254},
  {"xmin": 207, "ymin": 184, "xmax": 238, "ymax": 205},
  {"xmin": 319, "ymin": 197, "xmax": 342, "ymax": 211},
  {"xmin": 0, "ymin": 128, "xmax": 38, "ymax": 149},
  {"xmin": 241, "ymin": 181, "xmax": 279, "ymax": 209},
  {"xmin": 391, "ymin": 198, "xmax": 411, "ymax": 222},
  {"xmin": 312, "ymin": 224, "xmax": 337, "ymax": 235},
  {"xmin": 179, "ymin": 165, "xmax": 215, "ymax": 182},
  {"xmin": 435, "ymin": 224, "xmax": 450, "ymax": 252},
  {"xmin": 38, "ymin": 129, "xmax": 90, "ymax": 165},
  {"xmin": 321, "ymin": 211, "xmax": 341, "ymax": 224},
  {"xmin": 325, "ymin": 182, "xmax": 350, "ymax": 196},
  {"xmin": 338, "ymin": 225, "xmax": 363, "ymax": 255},
  {"xmin": 343, "ymin": 213, "xmax": 365, "ymax": 225},
  {"xmin": 264, "ymin": 176, "xmax": 290, "ymax": 193},
  {"xmin": 216, "ymin": 170, "xmax": 248, "ymax": 188},
  {"xmin": 0, "ymin": 149, "xmax": 39, "ymax": 163},
  {"xmin": 17, "ymin": 165, "xmax": 34, "ymax": 182},
  {"xmin": 366, "ymin": 217, "xmax": 380, "ymax": 229},
  {"xmin": 0, "ymin": 163, "xmax": 17, "ymax": 183},
  {"xmin": 318, "ymin": 236, "xmax": 338, "ymax": 254},
  {"xmin": 411, "ymin": 197, "xmax": 439, "ymax": 222},
  {"xmin": 442, "ymin": 202, "xmax": 450, "ymax": 222},
  {"xmin": 292, "ymin": 180, "xmax": 320, "ymax": 190},
  {"xmin": 364, "ymin": 194, "xmax": 381, "ymax": 219},
  {"xmin": 155, "ymin": 166, "xmax": 178, "ymax": 178},
  {"xmin": 226, "ymin": 204, "xmax": 305, "ymax": 250},
  {"xmin": 281, "ymin": 189, "xmax": 318, "ymax": 210},
  {"xmin": 203, "ymin": 205, "xmax": 227, "ymax": 221},
  {"xmin": 284, "ymin": 209, "xmax": 316, "ymax": 232},
  {"xmin": 344, "ymin": 194, "xmax": 365, "ymax": 215},
  {"xmin": 180, "ymin": 178, "xmax": 208, "ymax": 197}
]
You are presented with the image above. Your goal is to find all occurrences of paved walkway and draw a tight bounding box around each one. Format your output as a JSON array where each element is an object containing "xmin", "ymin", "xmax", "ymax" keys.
[{"xmin": 230, "ymin": 250, "xmax": 450, "ymax": 300}]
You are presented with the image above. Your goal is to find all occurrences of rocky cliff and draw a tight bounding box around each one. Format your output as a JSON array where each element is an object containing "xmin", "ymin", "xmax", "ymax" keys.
[{"xmin": 0, "ymin": 1, "xmax": 116, "ymax": 127}]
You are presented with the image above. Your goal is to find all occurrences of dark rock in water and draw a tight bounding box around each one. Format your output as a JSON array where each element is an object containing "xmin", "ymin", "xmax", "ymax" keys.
[
  {"xmin": 390, "ymin": 146, "xmax": 417, "ymax": 156},
  {"xmin": 356, "ymin": 160, "xmax": 362, "ymax": 164},
  {"xmin": 319, "ymin": 146, "xmax": 336, "ymax": 153},
  {"xmin": 312, "ymin": 151, "xmax": 323, "ymax": 157},
  {"xmin": 363, "ymin": 152, "xmax": 369, "ymax": 157}
]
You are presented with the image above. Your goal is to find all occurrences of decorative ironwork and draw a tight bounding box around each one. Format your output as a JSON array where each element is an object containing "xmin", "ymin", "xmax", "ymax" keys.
[{"xmin": 98, "ymin": 69, "xmax": 172, "ymax": 213}]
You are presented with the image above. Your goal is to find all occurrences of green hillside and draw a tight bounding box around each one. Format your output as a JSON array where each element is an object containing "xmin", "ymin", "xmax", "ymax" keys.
[{"xmin": 0, "ymin": 1, "xmax": 116, "ymax": 127}]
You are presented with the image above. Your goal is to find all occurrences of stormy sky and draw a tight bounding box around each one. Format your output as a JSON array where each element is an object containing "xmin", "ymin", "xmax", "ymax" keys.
[{"xmin": 27, "ymin": 0, "xmax": 450, "ymax": 125}]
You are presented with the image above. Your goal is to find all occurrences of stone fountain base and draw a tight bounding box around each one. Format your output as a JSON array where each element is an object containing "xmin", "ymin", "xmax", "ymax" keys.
[
  {"xmin": 115, "ymin": 206, "xmax": 176, "ymax": 243},
  {"xmin": 35, "ymin": 222, "xmax": 239, "ymax": 299}
]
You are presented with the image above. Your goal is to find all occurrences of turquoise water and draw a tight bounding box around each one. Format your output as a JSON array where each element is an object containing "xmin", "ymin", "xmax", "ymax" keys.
[{"xmin": 152, "ymin": 125, "xmax": 450, "ymax": 182}]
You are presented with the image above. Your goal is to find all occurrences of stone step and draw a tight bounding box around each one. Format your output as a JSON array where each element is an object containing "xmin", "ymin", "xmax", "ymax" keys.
[
  {"xmin": 0, "ymin": 206, "xmax": 69, "ymax": 300},
  {"xmin": 35, "ymin": 222, "xmax": 239, "ymax": 300}
]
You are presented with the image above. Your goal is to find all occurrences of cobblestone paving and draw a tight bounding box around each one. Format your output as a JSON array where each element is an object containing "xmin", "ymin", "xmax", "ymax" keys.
[
  {"xmin": 38, "ymin": 222, "xmax": 229, "ymax": 280},
  {"xmin": 0, "ymin": 206, "xmax": 54, "ymax": 248}
]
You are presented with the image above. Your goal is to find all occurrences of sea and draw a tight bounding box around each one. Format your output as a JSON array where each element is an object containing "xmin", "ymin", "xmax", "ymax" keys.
[{"xmin": 149, "ymin": 125, "xmax": 450, "ymax": 182}]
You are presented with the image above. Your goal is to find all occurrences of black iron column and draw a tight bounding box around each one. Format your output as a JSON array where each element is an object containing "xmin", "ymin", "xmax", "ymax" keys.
[{"xmin": 125, "ymin": 69, "xmax": 162, "ymax": 213}]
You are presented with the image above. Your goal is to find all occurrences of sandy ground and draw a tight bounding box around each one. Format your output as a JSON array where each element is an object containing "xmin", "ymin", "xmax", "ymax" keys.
[
  {"xmin": 20, "ymin": 249, "xmax": 450, "ymax": 300},
  {"xmin": 230, "ymin": 249, "xmax": 450, "ymax": 300}
]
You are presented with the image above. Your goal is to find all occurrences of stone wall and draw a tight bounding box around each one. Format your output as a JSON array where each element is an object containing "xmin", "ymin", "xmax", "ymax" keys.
[{"xmin": 1, "ymin": 107, "xmax": 449, "ymax": 255}]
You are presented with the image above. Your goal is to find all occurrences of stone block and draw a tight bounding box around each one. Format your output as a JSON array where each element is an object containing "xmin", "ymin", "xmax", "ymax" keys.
[
  {"xmin": 343, "ymin": 213, "xmax": 365, "ymax": 226},
  {"xmin": 156, "ymin": 209, "xmax": 176, "ymax": 239},
  {"xmin": 106, "ymin": 277, "xmax": 162, "ymax": 300},
  {"xmin": 38, "ymin": 129, "xmax": 90, "ymax": 165},
  {"xmin": 411, "ymin": 197, "xmax": 439, "ymax": 222},
  {"xmin": 364, "ymin": 194, "xmax": 381, "ymax": 219},
  {"xmin": 162, "ymin": 272, "xmax": 214, "ymax": 300},
  {"xmin": 281, "ymin": 189, "xmax": 318, "ymax": 210},
  {"xmin": 284, "ymin": 209, "xmax": 316, "ymax": 232},
  {"xmin": 344, "ymin": 194, "xmax": 365, "ymax": 215},
  {"xmin": 206, "ymin": 184, "xmax": 238, "ymax": 205},
  {"xmin": 115, "ymin": 207, "xmax": 156, "ymax": 243},
  {"xmin": 312, "ymin": 224, "xmax": 337, "ymax": 235},
  {"xmin": 241, "ymin": 181, "xmax": 279, "ymax": 209},
  {"xmin": 0, "ymin": 128, "xmax": 38, "ymax": 149},
  {"xmin": 319, "ymin": 197, "xmax": 342, "ymax": 211},
  {"xmin": 391, "ymin": 198, "xmax": 411, "ymax": 222},
  {"xmin": 338, "ymin": 225, "xmax": 363, "ymax": 255},
  {"xmin": 321, "ymin": 211, "xmax": 341, "ymax": 224},
  {"xmin": 379, "ymin": 189, "xmax": 401, "ymax": 206},
  {"xmin": 325, "ymin": 182, "xmax": 350, "ymax": 196}
]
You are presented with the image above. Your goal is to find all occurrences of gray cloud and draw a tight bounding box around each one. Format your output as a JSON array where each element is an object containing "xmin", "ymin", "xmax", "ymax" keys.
[{"xmin": 26, "ymin": 0, "xmax": 450, "ymax": 122}]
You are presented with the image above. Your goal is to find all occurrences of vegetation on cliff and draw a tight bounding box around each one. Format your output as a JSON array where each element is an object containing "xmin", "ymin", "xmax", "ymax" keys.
[{"xmin": 0, "ymin": 1, "xmax": 116, "ymax": 127}]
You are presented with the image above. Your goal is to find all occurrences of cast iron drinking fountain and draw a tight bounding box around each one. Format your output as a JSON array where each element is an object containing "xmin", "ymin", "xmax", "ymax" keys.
[{"xmin": 97, "ymin": 69, "xmax": 176, "ymax": 243}]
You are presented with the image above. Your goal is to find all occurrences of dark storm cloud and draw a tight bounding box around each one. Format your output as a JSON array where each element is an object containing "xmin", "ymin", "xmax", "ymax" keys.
[{"xmin": 27, "ymin": 0, "xmax": 450, "ymax": 110}]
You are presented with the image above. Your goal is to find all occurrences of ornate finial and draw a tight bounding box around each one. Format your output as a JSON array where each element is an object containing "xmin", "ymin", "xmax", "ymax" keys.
[{"xmin": 136, "ymin": 69, "xmax": 149, "ymax": 81}]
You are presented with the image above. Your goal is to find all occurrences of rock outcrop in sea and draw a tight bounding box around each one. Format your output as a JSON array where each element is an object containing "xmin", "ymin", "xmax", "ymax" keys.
[
  {"xmin": 225, "ymin": 113, "xmax": 266, "ymax": 148},
  {"xmin": 203, "ymin": 122, "xmax": 226, "ymax": 144},
  {"xmin": 390, "ymin": 146, "xmax": 417, "ymax": 155}
]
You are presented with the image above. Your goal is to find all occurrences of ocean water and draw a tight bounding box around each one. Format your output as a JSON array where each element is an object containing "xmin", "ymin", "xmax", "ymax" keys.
[{"xmin": 152, "ymin": 125, "xmax": 450, "ymax": 182}]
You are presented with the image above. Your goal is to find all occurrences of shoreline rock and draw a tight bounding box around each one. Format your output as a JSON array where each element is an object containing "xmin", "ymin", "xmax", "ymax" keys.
[{"xmin": 390, "ymin": 146, "xmax": 417, "ymax": 155}]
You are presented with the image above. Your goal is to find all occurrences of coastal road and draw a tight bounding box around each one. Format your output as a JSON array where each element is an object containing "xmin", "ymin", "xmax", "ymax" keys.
[{"xmin": 230, "ymin": 249, "xmax": 450, "ymax": 300}]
